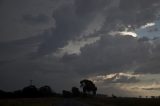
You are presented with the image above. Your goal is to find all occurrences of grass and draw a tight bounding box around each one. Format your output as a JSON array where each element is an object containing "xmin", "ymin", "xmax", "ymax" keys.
[
  {"xmin": 0, "ymin": 97, "xmax": 62, "ymax": 106},
  {"xmin": 1, "ymin": 96, "xmax": 160, "ymax": 106},
  {"xmin": 77, "ymin": 96, "xmax": 160, "ymax": 106}
]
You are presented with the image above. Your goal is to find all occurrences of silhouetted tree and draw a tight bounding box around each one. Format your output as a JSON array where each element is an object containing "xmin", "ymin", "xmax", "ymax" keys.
[
  {"xmin": 39, "ymin": 85, "xmax": 53, "ymax": 97},
  {"xmin": 151, "ymin": 96, "xmax": 155, "ymax": 99},
  {"xmin": 13, "ymin": 90, "xmax": 22, "ymax": 97},
  {"xmin": 22, "ymin": 85, "xmax": 38, "ymax": 97},
  {"xmin": 0, "ymin": 90, "xmax": 6, "ymax": 98},
  {"xmin": 112, "ymin": 94, "xmax": 117, "ymax": 98},
  {"xmin": 62, "ymin": 90, "xmax": 72, "ymax": 98},
  {"xmin": 72, "ymin": 87, "xmax": 80, "ymax": 97},
  {"xmin": 80, "ymin": 79, "xmax": 97, "ymax": 95}
]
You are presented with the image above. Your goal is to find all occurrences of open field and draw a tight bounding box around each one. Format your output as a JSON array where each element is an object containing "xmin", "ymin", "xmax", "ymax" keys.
[
  {"xmin": 77, "ymin": 97, "xmax": 160, "ymax": 106},
  {"xmin": 0, "ymin": 97, "xmax": 62, "ymax": 106},
  {"xmin": 1, "ymin": 97, "xmax": 160, "ymax": 106}
]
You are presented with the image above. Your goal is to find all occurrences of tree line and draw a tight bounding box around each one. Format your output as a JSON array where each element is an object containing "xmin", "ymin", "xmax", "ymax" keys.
[
  {"xmin": 0, "ymin": 85, "xmax": 60, "ymax": 98},
  {"xmin": 0, "ymin": 79, "xmax": 97, "ymax": 98}
]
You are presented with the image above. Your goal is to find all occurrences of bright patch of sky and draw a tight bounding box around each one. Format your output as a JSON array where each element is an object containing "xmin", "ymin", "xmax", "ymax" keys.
[
  {"xmin": 109, "ymin": 20, "xmax": 160, "ymax": 39},
  {"xmin": 88, "ymin": 72, "xmax": 160, "ymax": 97},
  {"xmin": 118, "ymin": 31, "xmax": 137, "ymax": 37},
  {"xmin": 109, "ymin": 31, "xmax": 137, "ymax": 37},
  {"xmin": 136, "ymin": 20, "xmax": 160, "ymax": 39},
  {"xmin": 140, "ymin": 23, "xmax": 156, "ymax": 29},
  {"xmin": 53, "ymin": 36, "xmax": 100, "ymax": 57},
  {"xmin": 88, "ymin": 72, "xmax": 140, "ymax": 83}
]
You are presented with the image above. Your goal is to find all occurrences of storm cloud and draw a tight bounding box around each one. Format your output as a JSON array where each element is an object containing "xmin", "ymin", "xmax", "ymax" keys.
[
  {"xmin": 22, "ymin": 14, "xmax": 50, "ymax": 25},
  {"xmin": 1, "ymin": 0, "xmax": 160, "ymax": 96}
]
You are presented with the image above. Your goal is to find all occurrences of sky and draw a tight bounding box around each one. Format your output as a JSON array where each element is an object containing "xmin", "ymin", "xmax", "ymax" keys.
[{"xmin": 1, "ymin": 0, "xmax": 160, "ymax": 97}]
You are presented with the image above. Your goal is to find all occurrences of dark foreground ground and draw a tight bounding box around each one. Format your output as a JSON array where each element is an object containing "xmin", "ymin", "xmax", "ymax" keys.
[{"xmin": 1, "ymin": 96, "xmax": 160, "ymax": 106}]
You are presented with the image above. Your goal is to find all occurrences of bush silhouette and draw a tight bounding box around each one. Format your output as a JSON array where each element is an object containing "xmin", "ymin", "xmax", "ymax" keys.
[
  {"xmin": 62, "ymin": 90, "xmax": 72, "ymax": 98},
  {"xmin": 0, "ymin": 90, "xmax": 6, "ymax": 98},
  {"xmin": 39, "ymin": 85, "xmax": 53, "ymax": 97},
  {"xmin": 22, "ymin": 85, "xmax": 38, "ymax": 97},
  {"xmin": 13, "ymin": 90, "xmax": 22, "ymax": 97},
  {"xmin": 72, "ymin": 87, "xmax": 80, "ymax": 97}
]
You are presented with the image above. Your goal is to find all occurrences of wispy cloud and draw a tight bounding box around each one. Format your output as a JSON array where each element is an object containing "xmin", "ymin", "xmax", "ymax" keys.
[
  {"xmin": 109, "ymin": 31, "xmax": 137, "ymax": 37},
  {"xmin": 140, "ymin": 22, "xmax": 156, "ymax": 29},
  {"xmin": 89, "ymin": 72, "xmax": 140, "ymax": 83}
]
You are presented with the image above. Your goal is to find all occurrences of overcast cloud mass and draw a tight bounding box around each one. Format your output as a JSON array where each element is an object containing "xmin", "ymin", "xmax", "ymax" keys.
[{"xmin": 1, "ymin": 0, "xmax": 160, "ymax": 97}]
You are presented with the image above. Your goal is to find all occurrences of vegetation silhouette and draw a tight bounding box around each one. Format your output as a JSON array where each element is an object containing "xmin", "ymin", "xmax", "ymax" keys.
[
  {"xmin": 0, "ymin": 79, "xmax": 98, "ymax": 98},
  {"xmin": 0, "ymin": 85, "xmax": 60, "ymax": 98},
  {"xmin": 2, "ymin": 79, "xmax": 160, "ymax": 106},
  {"xmin": 0, "ymin": 90, "xmax": 8, "ymax": 98},
  {"xmin": 22, "ymin": 85, "xmax": 38, "ymax": 97},
  {"xmin": 62, "ymin": 79, "xmax": 97, "ymax": 98},
  {"xmin": 80, "ymin": 79, "xmax": 97, "ymax": 95},
  {"xmin": 39, "ymin": 85, "xmax": 53, "ymax": 97},
  {"xmin": 62, "ymin": 90, "xmax": 72, "ymax": 98},
  {"xmin": 71, "ymin": 87, "xmax": 80, "ymax": 97}
]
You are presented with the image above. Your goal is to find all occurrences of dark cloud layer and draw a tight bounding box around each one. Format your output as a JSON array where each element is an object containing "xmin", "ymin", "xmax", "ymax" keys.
[
  {"xmin": 36, "ymin": 0, "xmax": 108, "ymax": 56},
  {"xmin": 69, "ymin": 37, "xmax": 160, "ymax": 76},
  {"xmin": 142, "ymin": 87, "xmax": 160, "ymax": 91},
  {"xmin": 35, "ymin": 0, "xmax": 160, "ymax": 56},
  {"xmin": 1, "ymin": 0, "xmax": 160, "ymax": 95},
  {"xmin": 0, "ymin": 0, "xmax": 3, "ymax": 5},
  {"xmin": 22, "ymin": 14, "xmax": 49, "ymax": 25}
]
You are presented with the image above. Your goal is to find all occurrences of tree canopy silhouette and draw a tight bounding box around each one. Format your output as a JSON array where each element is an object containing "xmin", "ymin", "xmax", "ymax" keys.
[
  {"xmin": 72, "ymin": 87, "xmax": 80, "ymax": 97},
  {"xmin": 22, "ymin": 85, "xmax": 38, "ymax": 97},
  {"xmin": 62, "ymin": 90, "xmax": 72, "ymax": 98},
  {"xmin": 80, "ymin": 79, "xmax": 97, "ymax": 95},
  {"xmin": 39, "ymin": 85, "xmax": 53, "ymax": 97}
]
